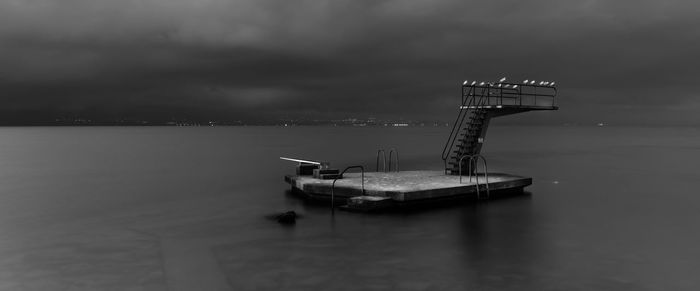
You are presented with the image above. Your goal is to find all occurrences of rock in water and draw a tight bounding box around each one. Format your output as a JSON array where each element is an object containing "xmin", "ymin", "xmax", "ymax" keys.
[{"xmin": 276, "ymin": 211, "xmax": 297, "ymax": 224}]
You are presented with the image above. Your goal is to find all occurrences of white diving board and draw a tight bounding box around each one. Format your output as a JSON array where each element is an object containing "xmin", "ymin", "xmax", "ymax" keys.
[
  {"xmin": 280, "ymin": 157, "xmax": 330, "ymax": 169},
  {"xmin": 280, "ymin": 157, "xmax": 321, "ymax": 164}
]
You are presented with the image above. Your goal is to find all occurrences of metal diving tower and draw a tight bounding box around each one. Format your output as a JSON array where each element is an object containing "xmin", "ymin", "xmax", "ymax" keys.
[{"xmin": 442, "ymin": 78, "xmax": 559, "ymax": 175}]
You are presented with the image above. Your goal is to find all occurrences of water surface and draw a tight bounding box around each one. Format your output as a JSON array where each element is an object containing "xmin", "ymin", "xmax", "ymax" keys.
[{"xmin": 0, "ymin": 125, "xmax": 698, "ymax": 290}]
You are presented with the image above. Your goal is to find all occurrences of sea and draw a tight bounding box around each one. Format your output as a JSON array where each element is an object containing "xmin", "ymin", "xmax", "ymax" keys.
[{"xmin": 0, "ymin": 125, "xmax": 698, "ymax": 290}]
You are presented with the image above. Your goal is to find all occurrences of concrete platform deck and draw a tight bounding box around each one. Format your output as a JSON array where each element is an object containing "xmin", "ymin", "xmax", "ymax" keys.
[{"xmin": 285, "ymin": 170, "xmax": 531, "ymax": 210}]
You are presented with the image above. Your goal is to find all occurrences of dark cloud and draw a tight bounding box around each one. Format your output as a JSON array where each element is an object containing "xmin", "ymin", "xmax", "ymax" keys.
[{"xmin": 1, "ymin": 0, "xmax": 699, "ymax": 124}]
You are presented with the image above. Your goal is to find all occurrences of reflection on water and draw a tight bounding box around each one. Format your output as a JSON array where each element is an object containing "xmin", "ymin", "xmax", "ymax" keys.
[{"xmin": 0, "ymin": 126, "xmax": 699, "ymax": 290}]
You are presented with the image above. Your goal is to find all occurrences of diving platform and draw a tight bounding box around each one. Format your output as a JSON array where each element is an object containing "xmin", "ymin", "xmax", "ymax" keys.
[
  {"xmin": 459, "ymin": 104, "xmax": 558, "ymax": 116},
  {"xmin": 281, "ymin": 77, "xmax": 559, "ymax": 212},
  {"xmin": 285, "ymin": 171, "xmax": 531, "ymax": 211},
  {"xmin": 460, "ymin": 104, "xmax": 558, "ymax": 110}
]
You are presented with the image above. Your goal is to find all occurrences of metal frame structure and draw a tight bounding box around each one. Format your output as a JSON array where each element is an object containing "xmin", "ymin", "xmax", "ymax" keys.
[
  {"xmin": 458, "ymin": 154, "xmax": 490, "ymax": 199},
  {"xmin": 442, "ymin": 79, "xmax": 558, "ymax": 174}
]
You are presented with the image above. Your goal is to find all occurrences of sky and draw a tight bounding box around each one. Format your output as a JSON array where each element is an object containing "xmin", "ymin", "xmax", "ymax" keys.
[{"xmin": 1, "ymin": 0, "xmax": 699, "ymax": 125}]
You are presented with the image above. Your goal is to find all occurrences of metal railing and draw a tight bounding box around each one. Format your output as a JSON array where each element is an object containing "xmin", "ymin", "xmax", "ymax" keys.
[
  {"xmin": 388, "ymin": 148, "xmax": 399, "ymax": 172},
  {"xmin": 376, "ymin": 150, "xmax": 386, "ymax": 172},
  {"xmin": 458, "ymin": 154, "xmax": 490, "ymax": 199},
  {"xmin": 376, "ymin": 148, "xmax": 399, "ymax": 172},
  {"xmin": 461, "ymin": 82, "xmax": 557, "ymax": 108},
  {"xmin": 331, "ymin": 166, "xmax": 365, "ymax": 212},
  {"xmin": 442, "ymin": 86, "xmax": 488, "ymax": 172}
]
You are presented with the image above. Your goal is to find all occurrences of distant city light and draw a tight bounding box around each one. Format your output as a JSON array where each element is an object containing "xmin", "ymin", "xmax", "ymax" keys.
[
  {"xmin": 499, "ymin": 77, "xmax": 507, "ymax": 82},
  {"xmin": 550, "ymin": 82, "xmax": 556, "ymax": 86},
  {"xmin": 471, "ymin": 81, "xmax": 477, "ymax": 85},
  {"xmin": 513, "ymin": 85, "xmax": 518, "ymax": 89},
  {"xmin": 463, "ymin": 80, "xmax": 469, "ymax": 85},
  {"xmin": 523, "ymin": 80, "xmax": 529, "ymax": 84},
  {"xmin": 530, "ymin": 80, "xmax": 536, "ymax": 85},
  {"xmin": 479, "ymin": 82, "xmax": 485, "ymax": 86}
]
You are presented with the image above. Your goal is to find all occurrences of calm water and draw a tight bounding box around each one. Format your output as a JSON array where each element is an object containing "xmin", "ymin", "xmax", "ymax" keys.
[{"xmin": 0, "ymin": 125, "xmax": 699, "ymax": 290}]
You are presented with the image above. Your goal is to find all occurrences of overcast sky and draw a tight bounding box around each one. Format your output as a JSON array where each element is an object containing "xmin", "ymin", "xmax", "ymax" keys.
[{"xmin": 1, "ymin": 0, "xmax": 699, "ymax": 124}]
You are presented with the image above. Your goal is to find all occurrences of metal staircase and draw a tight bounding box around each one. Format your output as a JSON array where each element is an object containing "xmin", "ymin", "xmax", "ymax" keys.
[{"xmin": 442, "ymin": 78, "xmax": 559, "ymax": 175}]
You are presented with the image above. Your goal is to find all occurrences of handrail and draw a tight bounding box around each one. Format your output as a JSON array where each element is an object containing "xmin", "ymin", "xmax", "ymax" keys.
[
  {"xmin": 470, "ymin": 154, "xmax": 489, "ymax": 199},
  {"xmin": 450, "ymin": 92, "xmax": 488, "ymax": 165},
  {"xmin": 331, "ymin": 166, "xmax": 365, "ymax": 212},
  {"xmin": 458, "ymin": 154, "xmax": 490, "ymax": 199},
  {"xmin": 442, "ymin": 86, "xmax": 480, "ymax": 171},
  {"xmin": 458, "ymin": 155, "xmax": 471, "ymax": 184},
  {"xmin": 377, "ymin": 148, "xmax": 400, "ymax": 172},
  {"xmin": 442, "ymin": 86, "xmax": 474, "ymax": 159},
  {"xmin": 376, "ymin": 150, "xmax": 387, "ymax": 172},
  {"xmin": 388, "ymin": 148, "xmax": 399, "ymax": 172}
]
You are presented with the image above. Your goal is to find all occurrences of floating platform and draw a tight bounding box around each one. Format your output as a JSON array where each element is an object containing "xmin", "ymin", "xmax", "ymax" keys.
[
  {"xmin": 284, "ymin": 170, "xmax": 531, "ymax": 211},
  {"xmin": 282, "ymin": 77, "xmax": 557, "ymax": 211}
]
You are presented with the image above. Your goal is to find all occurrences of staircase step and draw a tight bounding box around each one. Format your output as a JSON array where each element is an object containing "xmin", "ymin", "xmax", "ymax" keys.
[
  {"xmin": 449, "ymin": 157, "xmax": 477, "ymax": 163},
  {"xmin": 450, "ymin": 155, "xmax": 475, "ymax": 161},
  {"xmin": 459, "ymin": 135, "xmax": 478, "ymax": 140},
  {"xmin": 455, "ymin": 145, "xmax": 475, "ymax": 150},
  {"xmin": 455, "ymin": 149, "xmax": 475, "ymax": 154}
]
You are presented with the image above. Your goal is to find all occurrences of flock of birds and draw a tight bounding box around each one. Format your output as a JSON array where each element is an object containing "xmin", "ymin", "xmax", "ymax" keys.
[{"xmin": 462, "ymin": 77, "xmax": 556, "ymax": 88}]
